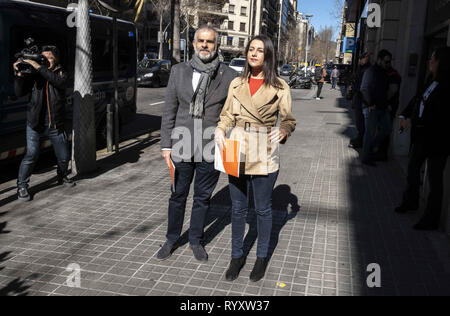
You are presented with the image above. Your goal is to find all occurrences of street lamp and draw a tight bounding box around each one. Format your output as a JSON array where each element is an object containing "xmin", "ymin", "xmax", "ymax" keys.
[{"xmin": 304, "ymin": 14, "xmax": 313, "ymax": 76}]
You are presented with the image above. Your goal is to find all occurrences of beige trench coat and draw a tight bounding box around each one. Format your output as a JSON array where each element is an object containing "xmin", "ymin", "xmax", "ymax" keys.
[{"xmin": 216, "ymin": 76, "xmax": 296, "ymax": 175}]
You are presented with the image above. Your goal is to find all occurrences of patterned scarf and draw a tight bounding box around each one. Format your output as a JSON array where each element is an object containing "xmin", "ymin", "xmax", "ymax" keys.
[{"xmin": 189, "ymin": 53, "xmax": 220, "ymax": 118}]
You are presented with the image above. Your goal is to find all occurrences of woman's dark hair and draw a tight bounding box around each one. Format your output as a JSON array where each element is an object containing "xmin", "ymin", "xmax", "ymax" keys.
[
  {"xmin": 433, "ymin": 46, "xmax": 450, "ymax": 84},
  {"xmin": 241, "ymin": 35, "xmax": 283, "ymax": 88}
]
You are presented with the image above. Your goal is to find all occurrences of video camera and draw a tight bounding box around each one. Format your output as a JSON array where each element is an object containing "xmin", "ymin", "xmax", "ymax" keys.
[{"xmin": 14, "ymin": 38, "xmax": 50, "ymax": 74}]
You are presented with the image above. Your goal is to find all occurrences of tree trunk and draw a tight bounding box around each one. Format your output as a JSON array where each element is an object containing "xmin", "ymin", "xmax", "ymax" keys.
[
  {"xmin": 72, "ymin": 0, "xmax": 96, "ymax": 175},
  {"xmin": 172, "ymin": 0, "xmax": 181, "ymax": 63},
  {"xmin": 186, "ymin": 14, "xmax": 190, "ymax": 61},
  {"xmin": 159, "ymin": 14, "xmax": 163, "ymax": 59}
]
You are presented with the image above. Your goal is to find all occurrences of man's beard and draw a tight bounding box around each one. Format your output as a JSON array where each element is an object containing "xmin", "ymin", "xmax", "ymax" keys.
[{"xmin": 195, "ymin": 49, "xmax": 217, "ymax": 63}]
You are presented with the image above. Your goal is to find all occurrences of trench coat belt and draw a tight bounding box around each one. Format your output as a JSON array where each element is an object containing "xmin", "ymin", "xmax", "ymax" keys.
[{"xmin": 235, "ymin": 120, "xmax": 274, "ymax": 133}]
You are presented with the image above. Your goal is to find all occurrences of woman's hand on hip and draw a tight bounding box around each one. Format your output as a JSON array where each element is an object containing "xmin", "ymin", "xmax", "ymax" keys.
[{"xmin": 270, "ymin": 128, "xmax": 289, "ymax": 144}]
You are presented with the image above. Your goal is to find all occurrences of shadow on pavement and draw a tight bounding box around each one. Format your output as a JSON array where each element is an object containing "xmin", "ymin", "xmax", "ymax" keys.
[
  {"xmin": 174, "ymin": 184, "xmax": 300, "ymax": 262},
  {"xmin": 74, "ymin": 134, "xmax": 159, "ymax": 182},
  {"xmin": 0, "ymin": 134, "xmax": 159, "ymax": 209},
  {"xmin": 120, "ymin": 113, "xmax": 161, "ymax": 142},
  {"xmin": 330, "ymin": 87, "xmax": 450, "ymax": 295},
  {"xmin": 0, "ymin": 251, "xmax": 33, "ymax": 296}
]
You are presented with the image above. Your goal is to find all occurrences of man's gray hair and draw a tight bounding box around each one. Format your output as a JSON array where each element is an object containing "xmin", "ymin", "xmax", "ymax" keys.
[{"xmin": 193, "ymin": 25, "xmax": 220, "ymax": 49}]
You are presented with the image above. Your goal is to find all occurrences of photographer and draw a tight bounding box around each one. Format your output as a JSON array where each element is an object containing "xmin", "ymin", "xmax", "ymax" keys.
[{"xmin": 13, "ymin": 45, "xmax": 75, "ymax": 201}]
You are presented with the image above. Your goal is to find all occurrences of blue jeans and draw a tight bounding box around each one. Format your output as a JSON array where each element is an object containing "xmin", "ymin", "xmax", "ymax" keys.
[
  {"xmin": 18, "ymin": 125, "xmax": 70, "ymax": 189},
  {"xmin": 228, "ymin": 171, "xmax": 279, "ymax": 259},
  {"xmin": 166, "ymin": 160, "xmax": 220, "ymax": 246},
  {"xmin": 362, "ymin": 108, "xmax": 392, "ymax": 160},
  {"xmin": 331, "ymin": 77, "xmax": 337, "ymax": 89}
]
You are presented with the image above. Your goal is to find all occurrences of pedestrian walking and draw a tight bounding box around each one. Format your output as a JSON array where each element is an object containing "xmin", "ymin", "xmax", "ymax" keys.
[
  {"xmin": 331, "ymin": 66, "xmax": 339, "ymax": 90},
  {"xmin": 315, "ymin": 65, "xmax": 327, "ymax": 100},
  {"xmin": 360, "ymin": 49, "xmax": 393, "ymax": 166},
  {"xmin": 13, "ymin": 45, "xmax": 75, "ymax": 201},
  {"xmin": 214, "ymin": 35, "xmax": 296, "ymax": 282},
  {"xmin": 395, "ymin": 47, "xmax": 450, "ymax": 231},
  {"xmin": 349, "ymin": 52, "xmax": 371, "ymax": 149},
  {"xmin": 157, "ymin": 25, "xmax": 237, "ymax": 262}
]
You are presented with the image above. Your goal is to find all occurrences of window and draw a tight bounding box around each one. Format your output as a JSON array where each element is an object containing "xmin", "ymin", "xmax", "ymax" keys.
[
  {"xmin": 240, "ymin": 23, "xmax": 245, "ymax": 32},
  {"xmin": 241, "ymin": 6, "xmax": 247, "ymax": 16},
  {"xmin": 239, "ymin": 38, "xmax": 245, "ymax": 47},
  {"xmin": 161, "ymin": 61, "xmax": 171, "ymax": 70},
  {"xmin": 228, "ymin": 21, "xmax": 234, "ymax": 30},
  {"xmin": 229, "ymin": 5, "xmax": 234, "ymax": 14},
  {"xmin": 227, "ymin": 37, "xmax": 233, "ymax": 46}
]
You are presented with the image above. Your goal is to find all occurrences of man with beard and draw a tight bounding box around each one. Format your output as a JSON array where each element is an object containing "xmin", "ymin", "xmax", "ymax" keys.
[{"xmin": 157, "ymin": 25, "xmax": 237, "ymax": 262}]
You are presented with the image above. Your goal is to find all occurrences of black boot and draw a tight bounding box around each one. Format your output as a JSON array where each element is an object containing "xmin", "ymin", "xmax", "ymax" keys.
[
  {"xmin": 249, "ymin": 257, "xmax": 268, "ymax": 282},
  {"xmin": 58, "ymin": 176, "xmax": 76, "ymax": 187},
  {"xmin": 225, "ymin": 257, "xmax": 246, "ymax": 281}
]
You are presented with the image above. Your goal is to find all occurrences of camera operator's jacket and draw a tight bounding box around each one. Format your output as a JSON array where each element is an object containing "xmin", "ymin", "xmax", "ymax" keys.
[{"xmin": 14, "ymin": 66, "xmax": 67, "ymax": 131}]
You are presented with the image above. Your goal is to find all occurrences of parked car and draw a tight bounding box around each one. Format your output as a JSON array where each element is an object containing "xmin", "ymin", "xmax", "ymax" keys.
[
  {"xmin": 137, "ymin": 59, "xmax": 171, "ymax": 88},
  {"xmin": 229, "ymin": 58, "xmax": 246, "ymax": 74},
  {"xmin": 280, "ymin": 64, "xmax": 294, "ymax": 76}
]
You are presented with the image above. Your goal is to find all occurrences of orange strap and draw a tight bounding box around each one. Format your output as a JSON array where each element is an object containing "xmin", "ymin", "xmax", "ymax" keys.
[{"xmin": 46, "ymin": 81, "xmax": 51, "ymax": 127}]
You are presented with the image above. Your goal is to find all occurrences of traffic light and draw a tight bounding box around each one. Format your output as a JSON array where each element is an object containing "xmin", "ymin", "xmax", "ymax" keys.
[{"xmin": 96, "ymin": 0, "xmax": 138, "ymax": 13}]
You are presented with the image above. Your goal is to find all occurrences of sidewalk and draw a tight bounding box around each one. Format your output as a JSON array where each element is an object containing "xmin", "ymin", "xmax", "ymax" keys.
[{"xmin": 1, "ymin": 85, "xmax": 450, "ymax": 296}]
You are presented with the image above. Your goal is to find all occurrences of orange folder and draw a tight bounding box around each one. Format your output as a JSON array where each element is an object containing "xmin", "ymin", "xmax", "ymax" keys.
[
  {"xmin": 214, "ymin": 138, "xmax": 241, "ymax": 178},
  {"xmin": 169, "ymin": 158, "xmax": 176, "ymax": 192}
]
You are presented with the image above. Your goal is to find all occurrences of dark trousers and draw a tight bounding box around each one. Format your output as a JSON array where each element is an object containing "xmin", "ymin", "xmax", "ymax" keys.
[
  {"xmin": 362, "ymin": 108, "xmax": 392, "ymax": 160},
  {"xmin": 228, "ymin": 171, "xmax": 279, "ymax": 259},
  {"xmin": 317, "ymin": 82, "xmax": 324, "ymax": 98},
  {"xmin": 18, "ymin": 125, "xmax": 69, "ymax": 189},
  {"xmin": 402, "ymin": 140, "xmax": 448, "ymax": 225},
  {"xmin": 377, "ymin": 105, "xmax": 399, "ymax": 158},
  {"xmin": 166, "ymin": 160, "xmax": 220, "ymax": 246},
  {"xmin": 352, "ymin": 94, "xmax": 365, "ymax": 139}
]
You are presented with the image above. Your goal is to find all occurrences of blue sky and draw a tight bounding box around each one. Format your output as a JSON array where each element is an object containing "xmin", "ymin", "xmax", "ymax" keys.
[{"xmin": 297, "ymin": 0, "xmax": 341, "ymax": 40}]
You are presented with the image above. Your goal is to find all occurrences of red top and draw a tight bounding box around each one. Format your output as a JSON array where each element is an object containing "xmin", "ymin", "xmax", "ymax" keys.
[{"xmin": 249, "ymin": 77, "xmax": 265, "ymax": 96}]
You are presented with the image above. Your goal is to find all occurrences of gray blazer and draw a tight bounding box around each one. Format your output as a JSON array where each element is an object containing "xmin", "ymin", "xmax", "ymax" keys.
[{"xmin": 161, "ymin": 62, "xmax": 237, "ymax": 161}]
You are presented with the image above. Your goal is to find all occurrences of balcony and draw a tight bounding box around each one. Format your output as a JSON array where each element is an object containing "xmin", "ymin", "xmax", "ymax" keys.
[{"xmin": 198, "ymin": 2, "xmax": 228, "ymax": 18}]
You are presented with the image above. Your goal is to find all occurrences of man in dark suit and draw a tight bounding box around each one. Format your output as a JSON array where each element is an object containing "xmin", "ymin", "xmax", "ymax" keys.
[
  {"xmin": 395, "ymin": 47, "xmax": 450, "ymax": 231},
  {"xmin": 157, "ymin": 25, "xmax": 237, "ymax": 262}
]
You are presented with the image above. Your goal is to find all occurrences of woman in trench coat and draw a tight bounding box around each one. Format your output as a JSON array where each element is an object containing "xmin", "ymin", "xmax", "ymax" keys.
[{"xmin": 215, "ymin": 35, "xmax": 296, "ymax": 282}]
